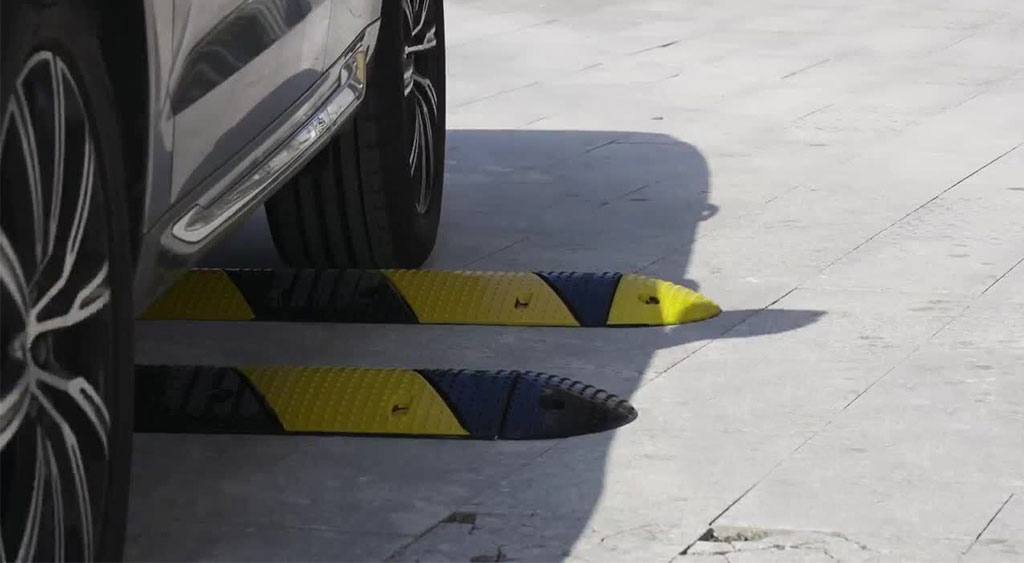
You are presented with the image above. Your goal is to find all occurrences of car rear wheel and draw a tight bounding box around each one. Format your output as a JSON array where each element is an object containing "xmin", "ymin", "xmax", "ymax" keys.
[
  {"xmin": 1, "ymin": 2, "xmax": 134, "ymax": 560},
  {"xmin": 265, "ymin": 0, "xmax": 446, "ymax": 268}
]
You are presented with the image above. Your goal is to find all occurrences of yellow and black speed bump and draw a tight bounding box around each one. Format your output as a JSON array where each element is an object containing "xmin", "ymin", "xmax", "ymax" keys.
[
  {"xmin": 141, "ymin": 268, "xmax": 720, "ymax": 326},
  {"xmin": 134, "ymin": 365, "xmax": 637, "ymax": 440}
]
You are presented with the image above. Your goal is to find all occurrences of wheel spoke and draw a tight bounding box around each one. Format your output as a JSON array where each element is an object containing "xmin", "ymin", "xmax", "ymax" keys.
[
  {"xmin": 31, "ymin": 136, "xmax": 94, "ymax": 318},
  {"xmin": 411, "ymin": 87, "xmax": 434, "ymax": 211},
  {"xmin": 15, "ymin": 429, "xmax": 47, "ymax": 563},
  {"xmin": 0, "ymin": 229, "xmax": 31, "ymax": 317},
  {"xmin": 12, "ymin": 79, "xmax": 46, "ymax": 263},
  {"xmin": 411, "ymin": 0, "xmax": 431, "ymax": 37},
  {"xmin": 409, "ymin": 109, "xmax": 421, "ymax": 169},
  {"xmin": 402, "ymin": 0, "xmax": 415, "ymax": 30},
  {"xmin": 411, "ymin": 72, "xmax": 438, "ymax": 114},
  {"xmin": 0, "ymin": 376, "xmax": 32, "ymax": 450},
  {"xmin": 46, "ymin": 58, "xmax": 68, "ymax": 266},
  {"xmin": 33, "ymin": 261, "xmax": 109, "ymax": 336},
  {"xmin": 405, "ymin": 26, "xmax": 437, "ymax": 55},
  {"xmin": 45, "ymin": 438, "xmax": 66, "ymax": 562},
  {"xmin": 34, "ymin": 389, "xmax": 94, "ymax": 558},
  {"xmin": 33, "ymin": 364, "xmax": 111, "ymax": 452}
]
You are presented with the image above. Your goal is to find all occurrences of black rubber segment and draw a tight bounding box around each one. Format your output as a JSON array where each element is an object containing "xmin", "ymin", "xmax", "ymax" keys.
[
  {"xmin": 418, "ymin": 369, "xmax": 515, "ymax": 439},
  {"xmin": 422, "ymin": 369, "xmax": 637, "ymax": 439},
  {"xmin": 134, "ymin": 365, "xmax": 284, "ymax": 434},
  {"xmin": 225, "ymin": 268, "xmax": 418, "ymax": 323},
  {"xmin": 536, "ymin": 272, "xmax": 622, "ymax": 327}
]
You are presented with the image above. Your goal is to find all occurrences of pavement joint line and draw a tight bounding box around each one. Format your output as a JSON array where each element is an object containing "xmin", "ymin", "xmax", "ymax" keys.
[
  {"xmin": 840, "ymin": 301, "xmax": 971, "ymax": 412},
  {"xmin": 385, "ymin": 439, "xmax": 567, "ymax": 561},
  {"xmin": 454, "ymin": 81, "xmax": 542, "ymax": 108},
  {"xmin": 628, "ymin": 39, "xmax": 683, "ymax": 56},
  {"xmin": 640, "ymin": 286, "xmax": 800, "ymax": 389},
  {"xmin": 818, "ymin": 139, "xmax": 1024, "ymax": 274},
  {"xmin": 598, "ymin": 183, "xmax": 653, "ymax": 206},
  {"xmin": 703, "ymin": 418, "xmax": 839, "ymax": 533},
  {"xmin": 963, "ymin": 493, "xmax": 1015, "ymax": 555},
  {"xmin": 980, "ymin": 256, "xmax": 1024, "ymax": 295},
  {"xmin": 780, "ymin": 57, "xmax": 832, "ymax": 80},
  {"xmin": 794, "ymin": 104, "xmax": 834, "ymax": 122},
  {"xmin": 698, "ymin": 294, "xmax": 975, "ymax": 531},
  {"xmin": 459, "ymin": 236, "xmax": 530, "ymax": 268}
]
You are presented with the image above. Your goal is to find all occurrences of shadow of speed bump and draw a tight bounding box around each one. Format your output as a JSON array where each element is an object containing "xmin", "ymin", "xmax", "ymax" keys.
[
  {"xmin": 135, "ymin": 366, "xmax": 637, "ymax": 440},
  {"xmin": 140, "ymin": 268, "xmax": 720, "ymax": 327}
]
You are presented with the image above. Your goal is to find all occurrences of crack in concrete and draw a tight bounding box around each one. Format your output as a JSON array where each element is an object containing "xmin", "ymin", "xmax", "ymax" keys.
[
  {"xmin": 679, "ymin": 526, "xmax": 872, "ymax": 560},
  {"xmin": 599, "ymin": 524, "xmax": 659, "ymax": 545}
]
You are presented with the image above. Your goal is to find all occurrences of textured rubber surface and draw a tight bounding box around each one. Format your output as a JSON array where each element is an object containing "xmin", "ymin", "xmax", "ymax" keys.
[
  {"xmin": 245, "ymin": 367, "xmax": 467, "ymax": 436},
  {"xmin": 140, "ymin": 269, "xmax": 255, "ymax": 321},
  {"xmin": 141, "ymin": 268, "xmax": 721, "ymax": 326},
  {"xmin": 384, "ymin": 269, "xmax": 578, "ymax": 326},
  {"xmin": 134, "ymin": 366, "xmax": 637, "ymax": 440},
  {"xmin": 537, "ymin": 271, "xmax": 622, "ymax": 327},
  {"xmin": 229, "ymin": 268, "xmax": 417, "ymax": 323},
  {"xmin": 135, "ymin": 365, "xmax": 284, "ymax": 434}
]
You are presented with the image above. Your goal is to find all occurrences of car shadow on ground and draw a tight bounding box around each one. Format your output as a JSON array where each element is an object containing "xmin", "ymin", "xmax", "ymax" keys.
[{"xmin": 129, "ymin": 129, "xmax": 824, "ymax": 561}]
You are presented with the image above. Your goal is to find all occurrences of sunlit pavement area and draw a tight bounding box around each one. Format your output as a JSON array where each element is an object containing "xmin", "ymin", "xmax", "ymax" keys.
[{"xmin": 127, "ymin": 0, "xmax": 1024, "ymax": 561}]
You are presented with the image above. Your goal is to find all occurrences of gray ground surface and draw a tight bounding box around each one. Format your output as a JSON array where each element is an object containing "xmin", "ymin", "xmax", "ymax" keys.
[{"xmin": 128, "ymin": 0, "xmax": 1024, "ymax": 561}]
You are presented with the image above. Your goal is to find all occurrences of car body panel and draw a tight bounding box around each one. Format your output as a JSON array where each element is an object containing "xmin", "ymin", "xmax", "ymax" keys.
[
  {"xmin": 169, "ymin": 0, "xmax": 329, "ymax": 202},
  {"xmin": 136, "ymin": 0, "xmax": 382, "ymax": 312}
]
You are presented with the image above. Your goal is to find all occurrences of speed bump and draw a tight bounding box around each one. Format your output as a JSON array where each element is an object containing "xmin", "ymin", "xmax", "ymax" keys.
[
  {"xmin": 141, "ymin": 268, "xmax": 720, "ymax": 326},
  {"xmin": 134, "ymin": 365, "xmax": 638, "ymax": 440}
]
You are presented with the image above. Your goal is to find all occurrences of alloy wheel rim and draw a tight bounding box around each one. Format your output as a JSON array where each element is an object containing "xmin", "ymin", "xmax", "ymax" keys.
[
  {"xmin": 402, "ymin": 0, "xmax": 441, "ymax": 215},
  {"xmin": 1, "ymin": 51, "xmax": 114, "ymax": 562}
]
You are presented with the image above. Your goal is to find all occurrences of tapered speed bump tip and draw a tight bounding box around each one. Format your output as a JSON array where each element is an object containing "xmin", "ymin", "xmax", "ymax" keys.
[
  {"xmin": 607, "ymin": 274, "xmax": 721, "ymax": 326},
  {"xmin": 499, "ymin": 373, "xmax": 638, "ymax": 440}
]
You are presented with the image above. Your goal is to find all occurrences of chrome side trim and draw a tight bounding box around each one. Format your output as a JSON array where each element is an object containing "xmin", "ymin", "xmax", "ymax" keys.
[{"xmin": 169, "ymin": 21, "xmax": 379, "ymax": 244}]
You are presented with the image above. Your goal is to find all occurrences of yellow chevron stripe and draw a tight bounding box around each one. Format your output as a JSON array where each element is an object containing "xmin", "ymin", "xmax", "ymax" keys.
[
  {"xmin": 242, "ymin": 367, "xmax": 469, "ymax": 436},
  {"xmin": 607, "ymin": 274, "xmax": 720, "ymax": 326},
  {"xmin": 140, "ymin": 270, "xmax": 254, "ymax": 321},
  {"xmin": 383, "ymin": 270, "xmax": 580, "ymax": 326}
]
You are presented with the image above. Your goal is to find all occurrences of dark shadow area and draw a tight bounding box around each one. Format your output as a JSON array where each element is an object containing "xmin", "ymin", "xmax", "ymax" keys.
[{"xmin": 130, "ymin": 129, "xmax": 824, "ymax": 562}]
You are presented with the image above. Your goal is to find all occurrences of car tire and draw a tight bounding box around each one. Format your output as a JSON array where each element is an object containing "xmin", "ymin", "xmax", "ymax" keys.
[
  {"xmin": 1, "ymin": 1, "xmax": 134, "ymax": 561},
  {"xmin": 265, "ymin": 0, "xmax": 446, "ymax": 268}
]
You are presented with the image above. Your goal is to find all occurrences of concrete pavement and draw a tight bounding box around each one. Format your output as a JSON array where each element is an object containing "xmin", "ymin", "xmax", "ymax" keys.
[{"xmin": 128, "ymin": 0, "xmax": 1024, "ymax": 560}]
